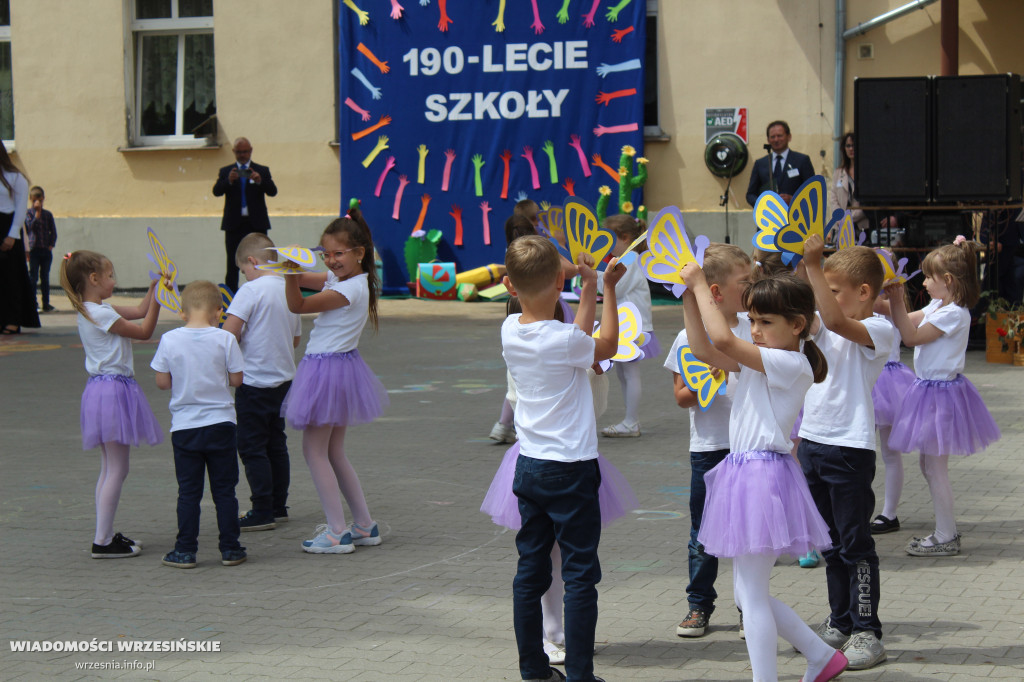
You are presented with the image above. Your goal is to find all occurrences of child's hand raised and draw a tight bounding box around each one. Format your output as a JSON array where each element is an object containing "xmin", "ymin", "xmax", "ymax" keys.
[
  {"xmin": 884, "ymin": 281, "xmax": 905, "ymax": 306},
  {"xmin": 803, "ymin": 234, "xmax": 825, "ymax": 267},
  {"xmin": 680, "ymin": 262, "xmax": 706, "ymax": 289},
  {"xmin": 603, "ymin": 256, "xmax": 626, "ymax": 288},
  {"xmin": 577, "ymin": 252, "xmax": 598, "ymax": 285}
]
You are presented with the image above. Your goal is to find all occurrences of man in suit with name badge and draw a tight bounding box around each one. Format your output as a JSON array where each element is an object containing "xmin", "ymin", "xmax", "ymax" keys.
[
  {"xmin": 745, "ymin": 120, "xmax": 815, "ymax": 207},
  {"xmin": 213, "ymin": 137, "xmax": 278, "ymax": 292}
]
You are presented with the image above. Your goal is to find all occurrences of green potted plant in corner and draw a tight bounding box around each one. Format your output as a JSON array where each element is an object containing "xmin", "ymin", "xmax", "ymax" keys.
[{"xmin": 980, "ymin": 291, "xmax": 1024, "ymax": 364}]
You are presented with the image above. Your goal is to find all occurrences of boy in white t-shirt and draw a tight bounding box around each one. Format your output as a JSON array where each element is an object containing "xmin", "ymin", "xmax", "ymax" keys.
[
  {"xmin": 501, "ymin": 236, "xmax": 623, "ymax": 682},
  {"xmin": 798, "ymin": 237, "xmax": 893, "ymax": 671},
  {"xmin": 152, "ymin": 281, "xmax": 246, "ymax": 569},
  {"xmin": 663, "ymin": 243, "xmax": 751, "ymax": 639},
  {"xmin": 223, "ymin": 233, "xmax": 302, "ymax": 531}
]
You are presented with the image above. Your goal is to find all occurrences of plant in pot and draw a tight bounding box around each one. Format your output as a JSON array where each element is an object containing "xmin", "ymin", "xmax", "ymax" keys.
[{"xmin": 980, "ymin": 290, "xmax": 1024, "ymax": 364}]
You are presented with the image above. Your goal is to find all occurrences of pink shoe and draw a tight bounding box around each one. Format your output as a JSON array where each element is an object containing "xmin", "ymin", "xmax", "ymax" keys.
[{"xmin": 803, "ymin": 650, "xmax": 848, "ymax": 682}]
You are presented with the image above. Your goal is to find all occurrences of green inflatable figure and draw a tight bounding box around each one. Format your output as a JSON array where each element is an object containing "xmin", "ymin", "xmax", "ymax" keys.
[{"xmin": 596, "ymin": 145, "xmax": 649, "ymax": 223}]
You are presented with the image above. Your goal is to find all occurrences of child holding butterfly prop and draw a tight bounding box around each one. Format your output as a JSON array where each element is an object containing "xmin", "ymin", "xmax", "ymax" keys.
[
  {"xmin": 681, "ymin": 262, "xmax": 846, "ymax": 682},
  {"xmin": 662, "ymin": 243, "xmax": 752, "ymax": 639}
]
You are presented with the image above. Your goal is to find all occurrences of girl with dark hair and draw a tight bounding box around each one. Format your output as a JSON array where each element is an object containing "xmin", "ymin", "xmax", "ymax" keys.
[{"xmin": 0, "ymin": 141, "xmax": 38, "ymax": 333}]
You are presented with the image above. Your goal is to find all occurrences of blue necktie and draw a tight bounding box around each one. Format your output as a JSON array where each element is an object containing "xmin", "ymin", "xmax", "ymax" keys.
[
  {"xmin": 240, "ymin": 165, "xmax": 248, "ymax": 212},
  {"xmin": 773, "ymin": 155, "xmax": 783, "ymax": 189}
]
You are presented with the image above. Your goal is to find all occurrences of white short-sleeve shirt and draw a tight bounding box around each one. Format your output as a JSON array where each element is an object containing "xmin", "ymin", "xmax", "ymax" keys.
[
  {"xmin": 78, "ymin": 302, "xmax": 134, "ymax": 376},
  {"xmin": 662, "ymin": 315, "xmax": 751, "ymax": 452},
  {"xmin": 226, "ymin": 275, "xmax": 302, "ymax": 387},
  {"xmin": 151, "ymin": 327, "xmax": 245, "ymax": 432},
  {"xmin": 913, "ymin": 300, "xmax": 970, "ymax": 380},
  {"xmin": 799, "ymin": 315, "xmax": 893, "ymax": 450},
  {"xmin": 501, "ymin": 315, "xmax": 597, "ymax": 462},
  {"xmin": 304, "ymin": 273, "xmax": 369, "ymax": 355},
  {"xmin": 730, "ymin": 347, "xmax": 813, "ymax": 454}
]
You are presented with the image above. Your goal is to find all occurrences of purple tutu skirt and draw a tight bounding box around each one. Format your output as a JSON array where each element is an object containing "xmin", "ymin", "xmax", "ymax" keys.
[
  {"xmin": 697, "ymin": 450, "xmax": 832, "ymax": 558},
  {"xmin": 887, "ymin": 374, "xmax": 1000, "ymax": 456},
  {"xmin": 872, "ymin": 361, "xmax": 917, "ymax": 428},
  {"xmin": 282, "ymin": 350, "xmax": 389, "ymax": 429},
  {"xmin": 480, "ymin": 441, "xmax": 639, "ymax": 530},
  {"xmin": 80, "ymin": 375, "xmax": 163, "ymax": 450}
]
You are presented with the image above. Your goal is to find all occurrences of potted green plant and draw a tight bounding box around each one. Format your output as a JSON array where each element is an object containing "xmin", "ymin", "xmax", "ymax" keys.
[{"xmin": 980, "ymin": 291, "xmax": 1024, "ymax": 364}]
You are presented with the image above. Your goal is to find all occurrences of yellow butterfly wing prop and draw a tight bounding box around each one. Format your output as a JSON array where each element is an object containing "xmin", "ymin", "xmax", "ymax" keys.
[
  {"xmin": 639, "ymin": 206, "xmax": 710, "ymax": 298},
  {"xmin": 544, "ymin": 206, "xmax": 566, "ymax": 249},
  {"xmin": 774, "ymin": 176, "xmax": 826, "ymax": 261},
  {"xmin": 147, "ymin": 227, "xmax": 182, "ymax": 313},
  {"xmin": 155, "ymin": 280, "xmax": 182, "ymax": 313},
  {"xmin": 752, "ymin": 191, "xmax": 788, "ymax": 252},
  {"xmin": 835, "ymin": 211, "xmax": 856, "ymax": 250},
  {"xmin": 593, "ymin": 302, "xmax": 643, "ymax": 362},
  {"xmin": 677, "ymin": 344, "xmax": 727, "ymax": 411},
  {"xmin": 256, "ymin": 246, "xmax": 319, "ymax": 274},
  {"xmin": 564, "ymin": 199, "xmax": 615, "ymax": 266},
  {"xmin": 217, "ymin": 284, "xmax": 233, "ymax": 328},
  {"xmin": 874, "ymin": 248, "xmax": 921, "ymax": 286}
]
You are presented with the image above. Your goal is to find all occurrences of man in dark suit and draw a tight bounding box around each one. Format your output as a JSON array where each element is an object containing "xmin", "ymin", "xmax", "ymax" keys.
[
  {"xmin": 745, "ymin": 120, "xmax": 815, "ymax": 207},
  {"xmin": 213, "ymin": 137, "xmax": 278, "ymax": 291}
]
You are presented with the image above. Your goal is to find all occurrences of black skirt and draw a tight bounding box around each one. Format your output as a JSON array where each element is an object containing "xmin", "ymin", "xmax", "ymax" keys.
[{"xmin": 0, "ymin": 211, "xmax": 41, "ymax": 329}]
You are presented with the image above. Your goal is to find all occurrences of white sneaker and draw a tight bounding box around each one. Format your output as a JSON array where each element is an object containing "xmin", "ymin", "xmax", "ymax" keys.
[
  {"xmin": 842, "ymin": 631, "xmax": 887, "ymax": 670},
  {"xmin": 600, "ymin": 421, "xmax": 641, "ymax": 438},
  {"xmin": 543, "ymin": 639, "xmax": 566, "ymax": 665},
  {"xmin": 489, "ymin": 421, "xmax": 516, "ymax": 443}
]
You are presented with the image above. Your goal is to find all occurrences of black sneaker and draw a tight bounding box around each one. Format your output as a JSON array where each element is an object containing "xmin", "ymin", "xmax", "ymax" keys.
[
  {"xmin": 239, "ymin": 510, "xmax": 276, "ymax": 532},
  {"xmin": 523, "ymin": 668, "xmax": 566, "ymax": 682},
  {"xmin": 113, "ymin": 532, "xmax": 142, "ymax": 549},
  {"xmin": 676, "ymin": 606, "xmax": 710, "ymax": 637},
  {"xmin": 41, "ymin": 304, "xmax": 56, "ymax": 313},
  {"xmin": 274, "ymin": 509, "xmax": 289, "ymax": 523},
  {"xmin": 221, "ymin": 548, "xmax": 247, "ymax": 566},
  {"xmin": 91, "ymin": 535, "xmax": 141, "ymax": 559},
  {"xmin": 870, "ymin": 514, "xmax": 900, "ymax": 534}
]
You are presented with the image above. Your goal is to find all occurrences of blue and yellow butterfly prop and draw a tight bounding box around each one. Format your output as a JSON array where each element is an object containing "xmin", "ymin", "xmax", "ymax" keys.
[
  {"xmin": 677, "ymin": 344, "xmax": 727, "ymax": 411},
  {"xmin": 638, "ymin": 206, "xmax": 710, "ymax": 298},
  {"xmin": 147, "ymin": 227, "xmax": 182, "ymax": 313},
  {"xmin": 875, "ymin": 248, "xmax": 921, "ymax": 286},
  {"xmin": 752, "ymin": 176, "xmax": 844, "ymax": 265},
  {"xmin": 217, "ymin": 284, "xmax": 233, "ymax": 328},
  {"xmin": 555, "ymin": 198, "xmax": 615, "ymax": 271},
  {"xmin": 832, "ymin": 210, "xmax": 867, "ymax": 250},
  {"xmin": 594, "ymin": 302, "xmax": 645, "ymax": 372}
]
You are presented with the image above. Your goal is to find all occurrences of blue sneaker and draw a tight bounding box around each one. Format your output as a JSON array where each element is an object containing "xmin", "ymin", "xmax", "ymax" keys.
[
  {"xmin": 302, "ymin": 524, "xmax": 354, "ymax": 554},
  {"xmin": 799, "ymin": 550, "xmax": 821, "ymax": 568},
  {"xmin": 221, "ymin": 548, "xmax": 247, "ymax": 566},
  {"xmin": 349, "ymin": 521, "xmax": 383, "ymax": 547},
  {"xmin": 162, "ymin": 550, "xmax": 197, "ymax": 569}
]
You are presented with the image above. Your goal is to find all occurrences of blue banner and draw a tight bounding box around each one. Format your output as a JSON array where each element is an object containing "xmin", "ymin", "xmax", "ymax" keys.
[{"xmin": 337, "ymin": 0, "xmax": 646, "ymax": 293}]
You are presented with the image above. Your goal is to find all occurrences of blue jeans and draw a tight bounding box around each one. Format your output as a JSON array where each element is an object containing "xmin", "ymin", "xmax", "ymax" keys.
[
  {"xmin": 797, "ymin": 439, "xmax": 882, "ymax": 638},
  {"xmin": 512, "ymin": 455, "xmax": 602, "ymax": 682},
  {"xmin": 687, "ymin": 448, "xmax": 730, "ymax": 613},
  {"xmin": 28, "ymin": 247, "xmax": 52, "ymax": 307},
  {"xmin": 235, "ymin": 382, "xmax": 291, "ymax": 517},
  {"xmin": 171, "ymin": 422, "xmax": 241, "ymax": 554}
]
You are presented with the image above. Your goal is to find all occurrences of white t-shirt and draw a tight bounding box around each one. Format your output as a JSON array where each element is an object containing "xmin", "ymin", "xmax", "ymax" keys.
[
  {"xmin": 151, "ymin": 327, "xmax": 245, "ymax": 432},
  {"xmin": 913, "ymin": 299, "xmax": 970, "ymax": 380},
  {"xmin": 78, "ymin": 302, "xmax": 134, "ymax": 376},
  {"xmin": 599, "ymin": 259, "xmax": 652, "ymax": 331},
  {"xmin": 663, "ymin": 315, "xmax": 752, "ymax": 452},
  {"xmin": 501, "ymin": 315, "xmax": 597, "ymax": 462},
  {"xmin": 730, "ymin": 347, "xmax": 813, "ymax": 454},
  {"xmin": 884, "ymin": 315, "xmax": 903, "ymax": 363},
  {"xmin": 799, "ymin": 315, "xmax": 893, "ymax": 450},
  {"xmin": 305, "ymin": 272, "xmax": 369, "ymax": 355},
  {"xmin": 226, "ymin": 275, "xmax": 302, "ymax": 387},
  {"xmin": 0, "ymin": 170, "xmax": 28, "ymax": 239}
]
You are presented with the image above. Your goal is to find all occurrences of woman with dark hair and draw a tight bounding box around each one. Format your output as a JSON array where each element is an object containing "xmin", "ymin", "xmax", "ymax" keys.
[
  {"xmin": 826, "ymin": 132, "xmax": 871, "ymax": 241},
  {"xmin": 0, "ymin": 141, "xmax": 38, "ymax": 333}
]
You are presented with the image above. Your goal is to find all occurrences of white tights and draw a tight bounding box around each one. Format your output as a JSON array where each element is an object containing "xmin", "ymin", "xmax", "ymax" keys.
[
  {"xmin": 541, "ymin": 544, "xmax": 565, "ymax": 646},
  {"xmin": 303, "ymin": 425, "xmax": 372, "ymax": 534},
  {"xmin": 94, "ymin": 442, "xmax": 131, "ymax": 546},
  {"xmin": 732, "ymin": 553, "xmax": 835, "ymax": 682},
  {"xmin": 613, "ymin": 360, "xmax": 642, "ymax": 426},
  {"xmin": 920, "ymin": 454, "xmax": 956, "ymax": 542},
  {"xmin": 878, "ymin": 425, "xmax": 904, "ymax": 519}
]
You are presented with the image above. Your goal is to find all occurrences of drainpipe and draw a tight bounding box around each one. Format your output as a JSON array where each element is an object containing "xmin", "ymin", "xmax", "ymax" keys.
[
  {"xmin": 940, "ymin": 0, "xmax": 958, "ymax": 76},
  {"xmin": 833, "ymin": 0, "xmax": 941, "ymax": 165}
]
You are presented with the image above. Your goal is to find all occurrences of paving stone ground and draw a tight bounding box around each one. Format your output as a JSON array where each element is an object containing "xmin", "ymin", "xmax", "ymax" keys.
[{"xmin": 2, "ymin": 296, "xmax": 1022, "ymax": 680}]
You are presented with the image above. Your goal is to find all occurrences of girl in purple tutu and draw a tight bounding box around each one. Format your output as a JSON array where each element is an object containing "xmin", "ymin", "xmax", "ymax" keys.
[
  {"xmin": 599, "ymin": 214, "xmax": 658, "ymax": 438},
  {"xmin": 682, "ymin": 266, "xmax": 848, "ymax": 682},
  {"xmin": 60, "ymin": 251, "xmax": 165, "ymax": 559},
  {"xmin": 281, "ymin": 208, "xmax": 388, "ymax": 555},
  {"xmin": 884, "ymin": 238, "xmax": 1000, "ymax": 557},
  {"xmin": 481, "ymin": 296, "xmax": 637, "ymax": 665}
]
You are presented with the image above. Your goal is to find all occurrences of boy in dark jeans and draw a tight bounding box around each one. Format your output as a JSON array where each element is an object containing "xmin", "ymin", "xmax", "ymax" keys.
[
  {"xmin": 501, "ymin": 236, "xmax": 623, "ymax": 682},
  {"xmin": 151, "ymin": 281, "xmax": 247, "ymax": 568},
  {"xmin": 23, "ymin": 186, "xmax": 57, "ymax": 312}
]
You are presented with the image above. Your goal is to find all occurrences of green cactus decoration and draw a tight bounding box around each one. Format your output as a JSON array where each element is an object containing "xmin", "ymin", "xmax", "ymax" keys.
[
  {"xmin": 403, "ymin": 228, "xmax": 442, "ymax": 283},
  {"xmin": 596, "ymin": 145, "xmax": 649, "ymax": 223}
]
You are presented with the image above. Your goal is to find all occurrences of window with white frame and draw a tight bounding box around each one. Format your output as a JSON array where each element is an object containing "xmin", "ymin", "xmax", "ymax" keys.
[
  {"xmin": 0, "ymin": 0, "xmax": 13, "ymax": 143},
  {"xmin": 129, "ymin": 0, "xmax": 215, "ymax": 145}
]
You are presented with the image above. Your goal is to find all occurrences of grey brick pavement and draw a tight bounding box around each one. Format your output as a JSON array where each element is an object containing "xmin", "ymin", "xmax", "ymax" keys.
[{"xmin": 1, "ymin": 299, "xmax": 1022, "ymax": 680}]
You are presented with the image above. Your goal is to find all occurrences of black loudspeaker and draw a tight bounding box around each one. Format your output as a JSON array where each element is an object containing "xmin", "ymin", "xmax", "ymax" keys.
[
  {"xmin": 855, "ymin": 77, "xmax": 933, "ymax": 204},
  {"xmin": 934, "ymin": 74, "xmax": 1022, "ymax": 202}
]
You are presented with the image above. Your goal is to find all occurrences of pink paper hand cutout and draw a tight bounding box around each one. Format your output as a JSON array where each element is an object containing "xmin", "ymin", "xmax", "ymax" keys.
[
  {"xmin": 593, "ymin": 122, "xmax": 639, "ymax": 137},
  {"xmin": 591, "ymin": 154, "xmax": 621, "ymax": 183},
  {"xmin": 344, "ymin": 97, "xmax": 371, "ymax": 122},
  {"xmin": 611, "ymin": 26, "xmax": 634, "ymax": 42},
  {"xmin": 390, "ymin": 0, "xmax": 404, "ymax": 19},
  {"xmin": 595, "ymin": 88, "xmax": 637, "ymax": 106},
  {"xmin": 392, "ymin": 175, "xmax": 410, "ymax": 220},
  {"xmin": 480, "ymin": 201, "xmax": 493, "ymax": 246},
  {"xmin": 500, "ymin": 149, "xmax": 512, "ymax": 200},
  {"xmin": 562, "ymin": 178, "xmax": 576, "ymax": 197},
  {"xmin": 582, "ymin": 0, "xmax": 600, "ymax": 27},
  {"xmin": 529, "ymin": 0, "xmax": 545, "ymax": 34},
  {"xmin": 374, "ymin": 156, "xmax": 396, "ymax": 198},
  {"xmin": 351, "ymin": 114, "xmax": 392, "ymax": 141},
  {"xmin": 437, "ymin": 0, "xmax": 452, "ymax": 32},
  {"xmin": 450, "ymin": 204, "xmax": 464, "ymax": 246},
  {"xmin": 521, "ymin": 146, "xmax": 541, "ymax": 190},
  {"xmin": 413, "ymin": 194, "xmax": 431, "ymax": 235},
  {"xmin": 441, "ymin": 149, "xmax": 456, "ymax": 192},
  {"xmin": 569, "ymin": 134, "xmax": 592, "ymax": 178}
]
